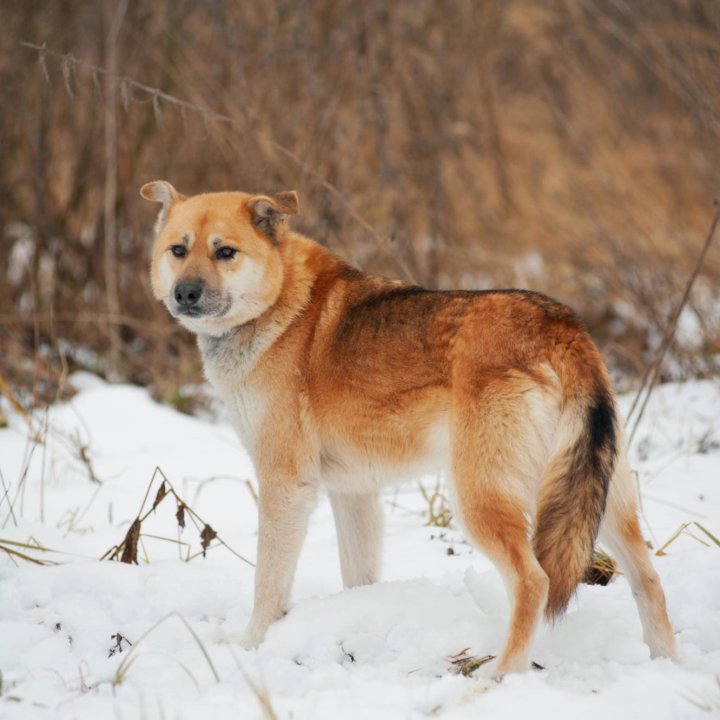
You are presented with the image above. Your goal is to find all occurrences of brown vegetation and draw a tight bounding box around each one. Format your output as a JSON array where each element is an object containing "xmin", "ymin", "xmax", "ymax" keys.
[{"xmin": 1, "ymin": 1, "xmax": 719, "ymax": 405}]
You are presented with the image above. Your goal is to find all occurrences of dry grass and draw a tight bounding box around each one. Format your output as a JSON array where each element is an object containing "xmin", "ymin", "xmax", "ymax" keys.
[
  {"xmin": 655, "ymin": 521, "xmax": 720, "ymax": 555},
  {"xmin": 418, "ymin": 479, "xmax": 453, "ymax": 528},
  {"xmin": 448, "ymin": 648, "xmax": 544, "ymax": 676},
  {"xmin": 582, "ymin": 549, "xmax": 619, "ymax": 586},
  {"xmin": 1, "ymin": 1, "xmax": 719, "ymax": 401}
]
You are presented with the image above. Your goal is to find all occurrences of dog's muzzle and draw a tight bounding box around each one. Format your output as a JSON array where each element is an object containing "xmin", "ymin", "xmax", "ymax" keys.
[{"xmin": 170, "ymin": 281, "xmax": 230, "ymax": 318}]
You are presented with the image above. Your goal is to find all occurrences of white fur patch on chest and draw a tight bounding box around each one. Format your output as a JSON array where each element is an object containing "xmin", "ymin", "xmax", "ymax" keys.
[
  {"xmin": 198, "ymin": 331, "xmax": 273, "ymax": 458},
  {"xmin": 226, "ymin": 384, "xmax": 266, "ymax": 458},
  {"xmin": 199, "ymin": 325, "xmax": 271, "ymax": 387}
]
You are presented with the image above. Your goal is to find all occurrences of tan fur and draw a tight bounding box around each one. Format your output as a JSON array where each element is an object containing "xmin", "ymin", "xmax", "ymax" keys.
[{"xmin": 141, "ymin": 181, "xmax": 677, "ymax": 677}]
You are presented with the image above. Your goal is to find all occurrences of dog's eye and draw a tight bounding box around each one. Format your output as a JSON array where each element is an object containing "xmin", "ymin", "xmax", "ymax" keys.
[
  {"xmin": 170, "ymin": 245, "xmax": 187, "ymax": 258},
  {"xmin": 215, "ymin": 246, "xmax": 237, "ymax": 260}
]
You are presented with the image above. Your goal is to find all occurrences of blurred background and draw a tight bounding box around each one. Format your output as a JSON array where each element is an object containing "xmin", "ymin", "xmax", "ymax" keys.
[{"xmin": 1, "ymin": 0, "xmax": 719, "ymax": 411}]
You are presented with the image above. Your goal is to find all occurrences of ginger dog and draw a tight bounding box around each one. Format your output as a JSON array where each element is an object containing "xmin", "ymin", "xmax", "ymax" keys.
[{"xmin": 141, "ymin": 181, "xmax": 676, "ymax": 677}]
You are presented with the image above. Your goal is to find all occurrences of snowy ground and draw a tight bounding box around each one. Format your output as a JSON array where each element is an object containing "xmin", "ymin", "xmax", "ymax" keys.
[{"xmin": 1, "ymin": 373, "xmax": 719, "ymax": 719}]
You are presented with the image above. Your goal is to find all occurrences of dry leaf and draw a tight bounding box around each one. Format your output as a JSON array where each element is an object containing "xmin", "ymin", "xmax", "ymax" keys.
[
  {"xmin": 200, "ymin": 524, "xmax": 217, "ymax": 557},
  {"xmin": 175, "ymin": 502, "xmax": 186, "ymax": 530},
  {"xmin": 152, "ymin": 481, "xmax": 167, "ymax": 511},
  {"xmin": 120, "ymin": 518, "xmax": 141, "ymax": 564}
]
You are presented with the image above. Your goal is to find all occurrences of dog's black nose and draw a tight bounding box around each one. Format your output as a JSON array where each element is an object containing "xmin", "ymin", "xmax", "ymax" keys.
[{"xmin": 174, "ymin": 281, "xmax": 203, "ymax": 307}]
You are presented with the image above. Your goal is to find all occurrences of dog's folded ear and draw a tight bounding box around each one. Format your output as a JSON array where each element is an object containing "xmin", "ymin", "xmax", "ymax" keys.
[
  {"xmin": 248, "ymin": 191, "xmax": 299, "ymax": 241},
  {"xmin": 140, "ymin": 181, "xmax": 186, "ymax": 228}
]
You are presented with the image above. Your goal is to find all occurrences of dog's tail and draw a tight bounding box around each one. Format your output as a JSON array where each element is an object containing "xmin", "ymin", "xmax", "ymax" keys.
[{"xmin": 533, "ymin": 368, "xmax": 618, "ymax": 621}]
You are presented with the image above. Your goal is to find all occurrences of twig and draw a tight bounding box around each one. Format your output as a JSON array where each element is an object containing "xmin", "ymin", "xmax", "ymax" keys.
[
  {"xmin": 655, "ymin": 521, "xmax": 720, "ymax": 556},
  {"xmin": 626, "ymin": 205, "xmax": 720, "ymax": 445},
  {"xmin": 0, "ymin": 467, "xmax": 17, "ymax": 527},
  {"xmin": 102, "ymin": 0, "xmax": 129, "ymax": 379},
  {"xmin": 2, "ymin": 428, "xmax": 43, "ymax": 528}
]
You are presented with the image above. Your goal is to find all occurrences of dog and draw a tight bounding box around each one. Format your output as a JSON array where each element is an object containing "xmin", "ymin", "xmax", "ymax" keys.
[{"xmin": 141, "ymin": 181, "xmax": 676, "ymax": 677}]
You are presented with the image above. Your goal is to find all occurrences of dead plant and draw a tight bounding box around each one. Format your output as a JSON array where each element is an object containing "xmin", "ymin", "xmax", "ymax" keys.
[{"xmin": 100, "ymin": 466, "xmax": 253, "ymax": 567}]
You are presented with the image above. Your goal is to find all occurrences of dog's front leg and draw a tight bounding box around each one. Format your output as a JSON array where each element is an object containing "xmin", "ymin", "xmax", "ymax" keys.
[{"xmin": 241, "ymin": 476, "xmax": 317, "ymax": 649}]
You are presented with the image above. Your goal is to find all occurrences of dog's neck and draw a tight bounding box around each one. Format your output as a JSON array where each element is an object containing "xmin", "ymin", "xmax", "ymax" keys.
[{"xmin": 197, "ymin": 323, "xmax": 260, "ymax": 388}]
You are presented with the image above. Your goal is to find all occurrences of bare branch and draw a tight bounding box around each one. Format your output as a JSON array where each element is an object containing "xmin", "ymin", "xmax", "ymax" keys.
[{"xmin": 627, "ymin": 204, "xmax": 720, "ymax": 444}]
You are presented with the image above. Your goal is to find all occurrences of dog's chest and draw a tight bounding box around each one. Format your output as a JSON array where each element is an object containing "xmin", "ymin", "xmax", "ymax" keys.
[
  {"xmin": 199, "ymin": 329, "xmax": 264, "ymax": 387},
  {"xmin": 198, "ymin": 332, "xmax": 268, "ymax": 456},
  {"xmin": 226, "ymin": 385, "xmax": 265, "ymax": 456}
]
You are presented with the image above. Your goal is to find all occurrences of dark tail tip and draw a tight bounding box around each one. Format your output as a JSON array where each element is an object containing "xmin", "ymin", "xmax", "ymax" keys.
[
  {"xmin": 534, "ymin": 385, "xmax": 618, "ymax": 622},
  {"xmin": 588, "ymin": 387, "xmax": 617, "ymax": 476}
]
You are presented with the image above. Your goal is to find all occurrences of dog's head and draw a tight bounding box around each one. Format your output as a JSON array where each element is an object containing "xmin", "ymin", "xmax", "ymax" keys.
[{"xmin": 141, "ymin": 181, "xmax": 298, "ymax": 336}]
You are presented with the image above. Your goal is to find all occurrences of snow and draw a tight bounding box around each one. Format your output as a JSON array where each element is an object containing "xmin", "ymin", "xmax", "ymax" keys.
[{"xmin": 1, "ymin": 375, "xmax": 719, "ymax": 719}]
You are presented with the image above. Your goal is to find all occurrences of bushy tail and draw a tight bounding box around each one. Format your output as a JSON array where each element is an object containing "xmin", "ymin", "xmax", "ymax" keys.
[{"xmin": 533, "ymin": 382, "xmax": 618, "ymax": 620}]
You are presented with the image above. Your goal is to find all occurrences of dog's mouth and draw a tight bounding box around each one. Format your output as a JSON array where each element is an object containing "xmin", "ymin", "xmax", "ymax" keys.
[
  {"xmin": 169, "ymin": 294, "xmax": 232, "ymax": 320},
  {"xmin": 174, "ymin": 306, "xmax": 204, "ymax": 317}
]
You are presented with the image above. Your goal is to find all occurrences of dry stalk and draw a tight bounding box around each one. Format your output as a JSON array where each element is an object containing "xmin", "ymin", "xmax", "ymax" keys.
[
  {"xmin": 417, "ymin": 479, "xmax": 453, "ymax": 528},
  {"xmin": 448, "ymin": 648, "xmax": 543, "ymax": 676},
  {"xmin": 0, "ymin": 467, "xmax": 16, "ymax": 527},
  {"xmin": 655, "ymin": 521, "xmax": 720, "ymax": 556},
  {"xmin": 0, "ymin": 537, "xmax": 70, "ymax": 566},
  {"xmin": 626, "ymin": 205, "xmax": 720, "ymax": 445},
  {"xmin": 582, "ymin": 548, "xmax": 619, "ymax": 586},
  {"xmin": 2, "ymin": 425, "xmax": 44, "ymax": 528},
  {"xmin": 448, "ymin": 648, "xmax": 495, "ymax": 676},
  {"xmin": 101, "ymin": 0, "xmax": 129, "ymax": 379}
]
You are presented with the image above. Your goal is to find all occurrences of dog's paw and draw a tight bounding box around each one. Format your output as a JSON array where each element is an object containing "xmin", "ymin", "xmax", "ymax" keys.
[
  {"xmin": 216, "ymin": 619, "xmax": 265, "ymax": 649},
  {"xmin": 238, "ymin": 621, "xmax": 268, "ymax": 650},
  {"xmin": 644, "ymin": 622, "xmax": 679, "ymax": 662},
  {"xmin": 648, "ymin": 635, "xmax": 679, "ymax": 662}
]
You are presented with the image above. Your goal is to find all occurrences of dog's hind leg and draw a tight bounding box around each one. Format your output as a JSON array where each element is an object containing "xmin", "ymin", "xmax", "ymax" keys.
[
  {"xmin": 451, "ymin": 380, "xmax": 551, "ymax": 678},
  {"xmin": 455, "ymin": 480, "xmax": 549, "ymax": 677},
  {"xmin": 598, "ymin": 450, "xmax": 677, "ymax": 659},
  {"xmin": 329, "ymin": 490, "xmax": 383, "ymax": 588}
]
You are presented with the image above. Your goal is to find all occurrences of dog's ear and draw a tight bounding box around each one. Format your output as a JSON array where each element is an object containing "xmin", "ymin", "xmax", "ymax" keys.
[
  {"xmin": 247, "ymin": 191, "xmax": 299, "ymax": 241},
  {"xmin": 140, "ymin": 181, "xmax": 186, "ymax": 228}
]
